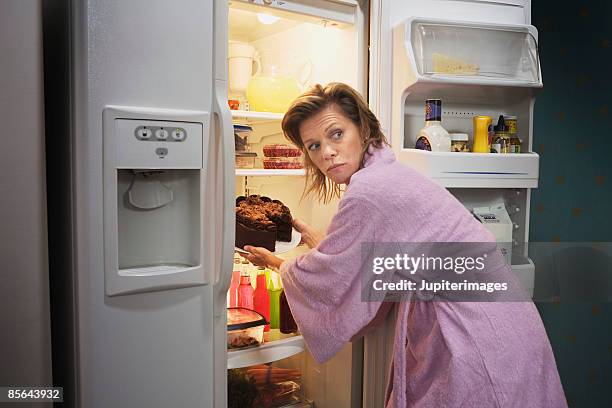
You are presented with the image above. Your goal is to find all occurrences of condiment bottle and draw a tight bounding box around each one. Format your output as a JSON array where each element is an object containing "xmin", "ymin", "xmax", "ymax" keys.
[
  {"xmin": 228, "ymin": 259, "xmax": 241, "ymax": 308},
  {"xmin": 415, "ymin": 99, "xmax": 451, "ymax": 151},
  {"xmin": 279, "ymin": 289, "xmax": 298, "ymax": 334},
  {"xmin": 505, "ymin": 115, "xmax": 521, "ymax": 153},
  {"xmin": 241, "ymin": 259, "xmax": 255, "ymax": 289},
  {"xmin": 510, "ymin": 135, "xmax": 522, "ymax": 153},
  {"xmin": 267, "ymin": 270, "xmax": 282, "ymax": 330},
  {"xmin": 472, "ymin": 116, "xmax": 492, "ymax": 153},
  {"xmin": 492, "ymin": 115, "xmax": 511, "ymax": 154},
  {"xmin": 237, "ymin": 271, "xmax": 254, "ymax": 310},
  {"xmin": 253, "ymin": 271, "xmax": 271, "ymax": 331}
]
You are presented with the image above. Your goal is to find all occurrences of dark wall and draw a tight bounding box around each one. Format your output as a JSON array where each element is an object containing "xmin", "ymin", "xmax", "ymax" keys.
[{"xmin": 531, "ymin": 1, "xmax": 612, "ymax": 407}]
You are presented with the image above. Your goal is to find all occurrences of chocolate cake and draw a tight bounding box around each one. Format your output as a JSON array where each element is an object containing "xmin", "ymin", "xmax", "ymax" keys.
[{"xmin": 235, "ymin": 195, "xmax": 293, "ymax": 252}]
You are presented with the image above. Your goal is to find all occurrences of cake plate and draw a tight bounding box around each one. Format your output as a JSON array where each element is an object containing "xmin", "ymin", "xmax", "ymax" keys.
[{"xmin": 235, "ymin": 229, "xmax": 301, "ymax": 255}]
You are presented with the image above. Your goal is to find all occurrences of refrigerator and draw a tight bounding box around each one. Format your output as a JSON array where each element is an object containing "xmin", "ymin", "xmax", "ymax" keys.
[{"xmin": 40, "ymin": 0, "xmax": 542, "ymax": 407}]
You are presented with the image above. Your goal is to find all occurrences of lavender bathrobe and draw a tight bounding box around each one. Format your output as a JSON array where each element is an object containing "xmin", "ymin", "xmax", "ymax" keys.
[{"xmin": 280, "ymin": 145, "xmax": 566, "ymax": 407}]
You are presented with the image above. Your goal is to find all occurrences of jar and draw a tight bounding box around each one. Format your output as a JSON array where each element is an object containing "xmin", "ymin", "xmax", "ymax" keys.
[
  {"xmin": 450, "ymin": 133, "xmax": 470, "ymax": 152},
  {"xmin": 505, "ymin": 115, "xmax": 517, "ymax": 135},
  {"xmin": 505, "ymin": 115, "xmax": 521, "ymax": 153},
  {"xmin": 510, "ymin": 136, "xmax": 522, "ymax": 153}
]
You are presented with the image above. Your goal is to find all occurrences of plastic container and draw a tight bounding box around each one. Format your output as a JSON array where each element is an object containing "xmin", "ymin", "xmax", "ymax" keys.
[
  {"xmin": 263, "ymin": 144, "xmax": 302, "ymax": 158},
  {"xmin": 263, "ymin": 157, "xmax": 303, "ymax": 169},
  {"xmin": 279, "ymin": 290, "xmax": 298, "ymax": 334},
  {"xmin": 238, "ymin": 273, "xmax": 254, "ymax": 309},
  {"xmin": 227, "ymin": 308, "xmax": 268, "ymax": 349},
  {"xmin": 266, "ymin": 270, "xmax": 282, "ymax": 330},
  {"xmin": 234, "ymin": 124, "xmax": 252, "ymax": 152},
  {"xmin": 236, "ymin": 152, "xmax": 257, "ymax": 169},
  {"xmin": 253, "ymin": 272, "xmax": 271, "ymax": 332}
]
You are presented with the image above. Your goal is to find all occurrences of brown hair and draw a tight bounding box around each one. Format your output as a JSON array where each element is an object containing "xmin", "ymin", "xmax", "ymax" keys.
[{"xmin": 281, "ymin": 82, "xmax": 388, "ymax": 203}]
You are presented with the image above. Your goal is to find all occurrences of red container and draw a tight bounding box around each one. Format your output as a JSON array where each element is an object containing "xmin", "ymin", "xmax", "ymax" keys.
[
  {"xmin": 253, "ymin": 273, "xmax": 271, "ymax": 332},
  {"xmin": 263, "ymin": 144, "xmax": 302, "ymax": 158},
  {"xmin": 238, "ymin": 274, "xmax": 254, "ymax": 310},
  {"xmin": 263, "ymin": 157, "xmax": 303, "ymax": 169}
]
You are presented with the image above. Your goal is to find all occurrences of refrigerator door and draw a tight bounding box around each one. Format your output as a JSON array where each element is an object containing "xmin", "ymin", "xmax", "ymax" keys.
[{"xmin": 72, "ymin": 0, "xmax": 232, "ymax": 406}]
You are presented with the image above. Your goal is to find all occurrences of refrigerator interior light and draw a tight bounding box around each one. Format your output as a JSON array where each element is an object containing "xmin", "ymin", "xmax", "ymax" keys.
[{"xmin": 257, "ymin": 13, "xmax": 279, "ymax": 25}]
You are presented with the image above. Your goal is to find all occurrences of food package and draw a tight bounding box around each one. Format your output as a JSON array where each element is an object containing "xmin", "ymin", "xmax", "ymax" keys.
[
  {"xmin": 432, "ymin": 52, "xmax": 479, "ymax": 75},
  {"xmin": 263, "ymin": 144, "xmax": 302, "ymax": 158},
  {"xmin": 227, "ymin": 308, "xmax": 267, "ymax": 349},
  {"xmin": 263, "ymin": 157, "xmax": 303, "ymax": 169}
]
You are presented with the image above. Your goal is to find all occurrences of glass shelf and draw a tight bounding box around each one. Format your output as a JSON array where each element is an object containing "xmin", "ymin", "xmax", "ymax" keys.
[
  {"xmin": 236, "ymin": 169, "xmax": 306, "ymax": 177},
  {"xmin": 231, "ymin": 110, "xmax": 284, "ymax": 123},
  {"xmin": 227, "ymin": 332, "xmax": 305, "ymax": 369}
]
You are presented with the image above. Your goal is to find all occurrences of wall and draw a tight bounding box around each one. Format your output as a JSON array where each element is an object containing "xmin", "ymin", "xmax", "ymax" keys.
[
  {"xmin": 531, "ymin": 1, "xmax": 612, "ymax": 406},
  {"xmin": 0, "ymin": 0, "xmax": 53, "ymax": 400}
]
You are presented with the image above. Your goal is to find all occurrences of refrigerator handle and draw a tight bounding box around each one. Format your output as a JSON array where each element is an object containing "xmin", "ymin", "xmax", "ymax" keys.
[{"xmin": 212, "ymin": 78, "xmax": 235, "ymax": 316}]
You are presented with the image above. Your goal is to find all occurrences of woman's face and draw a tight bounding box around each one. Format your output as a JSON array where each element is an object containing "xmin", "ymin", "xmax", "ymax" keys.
[{"xmin": 299, "ymin": 104, "xmax": 363, "ymax": 185}]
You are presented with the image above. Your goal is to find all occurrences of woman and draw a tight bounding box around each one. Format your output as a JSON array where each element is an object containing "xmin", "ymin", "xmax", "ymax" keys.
[{"xmin": 242, "ymin": 83, "xmax": 566, "ymax": 407}]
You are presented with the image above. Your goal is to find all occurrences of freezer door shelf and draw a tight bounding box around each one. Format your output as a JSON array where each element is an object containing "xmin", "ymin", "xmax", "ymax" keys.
[
  {"xmin": 397, "ymin": 149, "xmax": 539, "ymax": 188},
  {"xmin": 227, "ymin": 335, "xmax": 305, "ymax": 369}
]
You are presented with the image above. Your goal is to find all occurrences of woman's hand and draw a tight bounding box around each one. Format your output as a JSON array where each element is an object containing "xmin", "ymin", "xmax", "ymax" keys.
[
  {"xmin": 241, "ymin": 246, "xmax": 284, "ymax": 271},
  {"xmin": 293, "ymin": 218, "xmax": 324, "ymax": 249}
]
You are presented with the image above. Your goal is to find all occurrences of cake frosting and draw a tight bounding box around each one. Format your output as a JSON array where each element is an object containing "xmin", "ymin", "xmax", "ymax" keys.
[{"xmin": 235, "ymin": 195, "xmax": 293, "ymax": 251}]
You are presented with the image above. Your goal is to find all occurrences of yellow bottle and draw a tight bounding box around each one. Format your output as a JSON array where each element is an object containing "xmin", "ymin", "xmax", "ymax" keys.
[{"xmin": 473, "ymin": 116, "xmax": 492, "ymax": 153}]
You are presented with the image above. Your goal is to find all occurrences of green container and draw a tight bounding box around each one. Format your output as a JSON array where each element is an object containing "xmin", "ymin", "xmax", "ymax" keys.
[
  {"xmin": 265, "ymin": 268, "xmax": 283, "ymax": 329},
  {"xmin": 268, "ymin": 288, "xmax": 282, "ymax": 329}
]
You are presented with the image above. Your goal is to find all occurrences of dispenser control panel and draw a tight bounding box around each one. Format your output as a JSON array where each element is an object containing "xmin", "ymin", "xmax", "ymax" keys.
[
  {"xmin": 115, "ymin": 119, "xmax": 205, "ymax": 169},
  {"xmin": 134, "ymin": 125, "xmax": 187, "ymax": 142}
]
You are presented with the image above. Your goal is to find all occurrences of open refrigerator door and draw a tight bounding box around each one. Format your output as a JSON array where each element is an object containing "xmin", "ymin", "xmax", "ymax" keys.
[{"xmin": 391, "ymin": 15, "xmax": 541, "ymax": 298}]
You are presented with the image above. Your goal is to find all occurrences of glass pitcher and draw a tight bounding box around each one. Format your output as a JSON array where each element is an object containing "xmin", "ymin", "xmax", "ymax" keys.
[{"xmin": 246, "ymin": 58, "xmax": 312, "ymax": 113}]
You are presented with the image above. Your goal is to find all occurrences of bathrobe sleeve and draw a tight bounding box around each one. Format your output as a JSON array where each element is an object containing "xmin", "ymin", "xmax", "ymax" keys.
[{"xmin": 279, "ymin": 195, "xmax": 387, "ymax": 363}]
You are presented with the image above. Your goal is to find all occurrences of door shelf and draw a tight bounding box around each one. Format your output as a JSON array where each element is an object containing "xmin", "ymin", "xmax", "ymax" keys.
[
  {"xmin": 397, "ymin": 149, "xmax": 539, "ymax": 188},
  {"xmin": 227, "ymin": 333, "xmax": 305, "ymax": 369},
  {"xmin": 236, "ymin": 169, "xmax": 306, "ymax": 177}
]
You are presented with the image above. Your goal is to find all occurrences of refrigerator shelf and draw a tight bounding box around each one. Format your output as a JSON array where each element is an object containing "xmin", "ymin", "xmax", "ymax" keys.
[
  {"xmin": 231, "ymin": 110, "xmax": 284, "ymax": 123},
  {"xmin": 398, "ymin": 149, "xmax": 539, "ymax": 188},
  {"xmin": 236, "ymin": 169, "xmax": 306, "ymax": 177},
  {"xmin": 227, "ymin": 334, "xmax": 305, "ymax": 369}
]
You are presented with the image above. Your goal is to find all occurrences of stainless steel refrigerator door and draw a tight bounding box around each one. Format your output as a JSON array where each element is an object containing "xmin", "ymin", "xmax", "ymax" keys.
[{"xmin": 72, "ymin": 0, "xmax": 232, "ymax": 406}]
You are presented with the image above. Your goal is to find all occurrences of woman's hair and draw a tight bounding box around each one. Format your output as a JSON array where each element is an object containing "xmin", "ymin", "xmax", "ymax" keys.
[{"xmin": 281, "ymin": 82, "xmax": 388, "ymax": 203}]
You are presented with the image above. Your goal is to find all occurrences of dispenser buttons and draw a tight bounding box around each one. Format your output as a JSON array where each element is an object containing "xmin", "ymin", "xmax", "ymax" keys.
[
  {"xmin": 155, "ymin": 128, "xmax": 169, "ymax": 140},
  {"xmin": 134, "ymin": 125, "xmax": 186, "ymax": 142},
  {"xmin": 171, "ymin": 128, "xmax": 186, "ymax": 141},
  {"xmin": 137, "ymin": 127, "xmax": 152, "ymax": 139}
]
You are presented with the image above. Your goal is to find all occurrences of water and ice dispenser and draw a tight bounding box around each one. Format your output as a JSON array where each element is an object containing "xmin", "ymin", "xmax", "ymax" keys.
[{"xmin": 103, "ymin": 106, "xmax": 211, "ymax": 296}]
